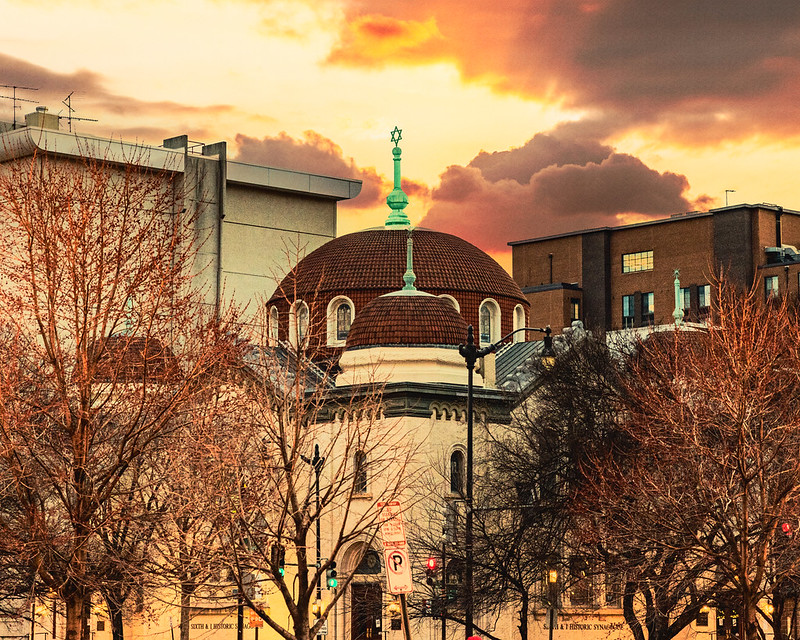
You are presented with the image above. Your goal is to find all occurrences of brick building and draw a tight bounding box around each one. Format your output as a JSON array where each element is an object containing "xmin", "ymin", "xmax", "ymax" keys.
[{"xmin": 510, "ymin": 203, "xmax": 800, "ymax": 332}]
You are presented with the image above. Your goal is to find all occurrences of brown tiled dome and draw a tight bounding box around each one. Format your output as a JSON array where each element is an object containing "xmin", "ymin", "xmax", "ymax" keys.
[
  {"xmin": 346, "ymin": 292, "xmax": 469, "ymax": 349},
  {"xmin": 269, "ymin": 228, "xmax": 527, "ymax": 303}
]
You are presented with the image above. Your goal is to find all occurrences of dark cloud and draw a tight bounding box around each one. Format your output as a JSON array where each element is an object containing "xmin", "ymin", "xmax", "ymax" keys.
[
  {"xmin": 420, "ymin": 128, "xmax": 707, "ymax": 251},
  {"xmin": 332, "ymin": 0, "xmax": 800, "ymax": 143},
  {"xmin": 233, "ymin": 131, "xmax": 430, "ymax": 210}
]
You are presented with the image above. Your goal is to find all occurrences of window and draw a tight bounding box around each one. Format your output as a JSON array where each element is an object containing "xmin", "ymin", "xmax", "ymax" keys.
[
  {"xmin": 326, "ymin": 296, "xmax": 354, "ymax": 346},
  {"xmin": 513, "ymin": 305, "xmax": 526, "ymax": 342},
  {"xmin": 765, "ymin": 275, "xmax": 779, "ymax": 300},
  {"xmin": 641, "ymin": 292, "xmax": 654, "ymax": 325},
  {"xmin": 450, "ymin": 450, "xmax": 465, "ymax": 494},
  {"xmin": 269, "ymin": 306, "xmax": 279, "ymax": 346},
  {"xmin": 605, "ymin": 567, "xmax": 622, "ymax": 607},
  {"xmin": 696, "ymin": 610, "xmax": 710, "ymax": 627},
  {"xmin": 354, "ymin": 549, "xmax": 382, "ymax": 574},
  {"xmin": 568, "ymin": 556, "xmax": 594, "ymax": 606},
  {"xmin": 480, "ymin": 305, "xmax": 492, "ymax": 345},
  {"xmin": 289, "ymin": 301, "xmax": 309, "ymax": 347},
  {"xmin": 354, "ymin": 450, "xmax": 368, "ymax": 493},
  {"xmin": 570, "ymin": 298, "xmax": 581, "ymax": 321},
  {"xmin": 680, "ymin": 287, "xmax": 691, "ymax": 314},
  {"xmin": 622, "ymin": 295, "xmax": 635, "ymax": 329},
  {"xmin": 698, "ymin": 284, "xmax": 711, "ymax": 311},
  {"xmin": 622, "ymin": 250, "xmax": 653, "ymax": 273},
  {"xmin": 336, "ymin": 303, "xmax": 352, "ymax": 340},
  {"xmin": 438, "ymin": 294, "xmax": 460, "ymax": 312},
  {"xmin": 478, "ymin": 299, "xmax": 500, "ymax": 346}
]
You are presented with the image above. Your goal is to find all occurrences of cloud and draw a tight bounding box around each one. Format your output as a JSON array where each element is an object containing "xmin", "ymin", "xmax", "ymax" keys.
[
  {"xmin": 331, "ymin": 0, "xmax": 800, "ymax": 143},
  {"xmin": 419, "ymin": 127, "xmax": 708, "ymax": 251},
  {"xmin": 233, "ymin": 130, "xmax": 429, "ymax": 211},
  {"xmin": 0, "ymin": 53, "xmax": 240, "ymax": 143},
  {"xmin": 327, "ymin": 15, "xmax": 448, "ymax": 67}
]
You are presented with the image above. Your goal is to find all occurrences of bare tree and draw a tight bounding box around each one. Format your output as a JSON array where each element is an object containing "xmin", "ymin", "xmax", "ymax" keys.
[
  {"xmin": 581, "ymin": 284, "xmax": 800, "ymax": 640},
  {"xmin": 186, "ymin": 307, "xmax": 418, "ymax": 640},
  {"xmin": 0, "ymin": 147, "xmax": 241, "ymax": 640}
]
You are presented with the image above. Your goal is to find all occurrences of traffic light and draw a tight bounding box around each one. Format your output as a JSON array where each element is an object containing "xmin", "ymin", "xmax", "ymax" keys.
[
  {"xmin": 271, "ymin": 544, "xmax": 285, "ymax": 577},
  {"xmin": 311, "ymin": 601, "xmax": 321, "ymax": 618},
  {"xmin": 326, "ymin": 562, "xmax": 338, "ymax": 589},
  {"xmin": 425, "ymin": 557, "xmax": 438, "ymax": 586}
]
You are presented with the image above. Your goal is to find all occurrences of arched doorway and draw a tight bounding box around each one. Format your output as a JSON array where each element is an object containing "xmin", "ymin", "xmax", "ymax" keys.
[{"xmin": 351, "ymin": 549, "xmax": 382, "ymax": 640}]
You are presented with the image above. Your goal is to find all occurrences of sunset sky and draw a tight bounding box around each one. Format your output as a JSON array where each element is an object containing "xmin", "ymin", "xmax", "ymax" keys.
[{"xmin": 2, "ymin": 0, "xmax": 800, "ymax": 270}]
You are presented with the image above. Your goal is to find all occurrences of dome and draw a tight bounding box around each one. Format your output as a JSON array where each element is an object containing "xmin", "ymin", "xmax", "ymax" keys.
[
  {"xmin": 346, "ymin": 291, "xmax": 469, "ymax": 349},
  {"xmin": 269, "ymin": 227, "xmax": 526, "ymax": 303}
]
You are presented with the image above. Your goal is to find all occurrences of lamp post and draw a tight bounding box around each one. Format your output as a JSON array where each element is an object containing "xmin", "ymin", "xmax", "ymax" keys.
[
  {"xmin": 458, "ymin": 325, "xmax": 553, "ymax": 639},
  {"xmin": 302, "ymin": 444, "xmax": 325, "ymax": 601}
]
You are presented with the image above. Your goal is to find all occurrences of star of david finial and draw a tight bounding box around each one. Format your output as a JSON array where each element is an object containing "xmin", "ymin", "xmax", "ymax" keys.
[{"xmin": 391, "ymin": 126, "xmax": 402, "ymax": 147}]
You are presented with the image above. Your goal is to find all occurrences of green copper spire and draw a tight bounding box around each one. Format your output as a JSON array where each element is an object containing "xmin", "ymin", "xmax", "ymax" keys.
[
  {"xmin": 402, "ymin": 227, "xmax": 417, "ymax": 291},
  {"xmin": 385, "ymin": 126, "xmax": 411, "ymax": 227},
  {"xmin": 673, "ymin": 268, "xmax": 684, "ymax": 326}
]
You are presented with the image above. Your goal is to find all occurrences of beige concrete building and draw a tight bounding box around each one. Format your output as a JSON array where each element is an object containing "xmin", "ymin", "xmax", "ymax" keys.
[{"xmin": 0, "ymin": 107, "xmax": 362, "ymax": 314}]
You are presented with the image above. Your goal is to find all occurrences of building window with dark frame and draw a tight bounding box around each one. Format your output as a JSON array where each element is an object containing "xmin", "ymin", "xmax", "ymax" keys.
[
  {"xmin": 450, "ymin": 450, "xmax": 465, "ymax": 495},
  {"xmin": 680, "ymin": 287, "xmax": 691, "ymax": 317},
  {"xmin": 622, "ymin": 250, "xmax": 653, "ymax": 273},
  {"xmin": 641, "ymin": 292, "xmax": 654, "ymax": 324},
  {"xmin": 354, "ymin": 450, "xmax": 368, "ymax": 493},
  {"xmin": 336, "ymin": 303, "xmax": 352, "ymax": 341},
  {"xmin": 622, "ymin": 294, "xmax": 635, "ymax": 329},
  {"xmin": 765, "ymin": 275, "xmax": 779, "ymax": 300},
  {"xmin": 568, "ymin": 555, "xmax": 594, "ymax": 607},
  {"xmin": 698, "ymin": 284, "xmax": 711, "ymax": 313},
  {"xmin": 570, "ymin": 298, "xmax": 581, "ymax": 321}
]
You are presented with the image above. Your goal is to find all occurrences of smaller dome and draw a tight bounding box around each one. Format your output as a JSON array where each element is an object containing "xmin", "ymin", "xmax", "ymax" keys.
[{"xmin": 346, "ymin": 291, "xmax": 468, "ymax": 349}]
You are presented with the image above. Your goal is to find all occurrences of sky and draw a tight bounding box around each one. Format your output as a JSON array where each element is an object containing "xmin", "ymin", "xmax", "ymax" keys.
[{"xmin": 2, "ymin": 0, "xmax": 800, "ymax": 271}]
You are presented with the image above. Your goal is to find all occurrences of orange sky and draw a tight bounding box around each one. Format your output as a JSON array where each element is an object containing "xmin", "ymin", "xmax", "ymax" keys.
[{"xmin": 2, "ymin": 0, "xmax": 800, "ymax": 271}]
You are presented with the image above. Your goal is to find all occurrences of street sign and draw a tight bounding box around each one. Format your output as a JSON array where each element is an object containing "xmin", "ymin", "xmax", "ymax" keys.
[
  {"xmin": 317, "ymin": 620, "xmax": 328, "ymax": 636},
  {"xmin": 249, "ymin": 610, "xmax": 263, "ymax": 628},
  {"xmin": 384, "ymin": 547, "xmax": 414, "ymax": 594},
  {"xmin": 377, "ymin": 500, "xmax": 407, "ymax": 548}
]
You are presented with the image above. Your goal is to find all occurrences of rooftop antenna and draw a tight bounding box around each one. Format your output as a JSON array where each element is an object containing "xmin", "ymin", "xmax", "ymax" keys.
[
  {"xmin": 60, "ymin": 92, "xmax": 97, "ymax": 132},
  {"xmin": 725, "ymin": 189, "xmax": 736, "ymax": 207},
  {"xmin": 0, "ymin": 84, "xmax": 38, "ymax": 129}
]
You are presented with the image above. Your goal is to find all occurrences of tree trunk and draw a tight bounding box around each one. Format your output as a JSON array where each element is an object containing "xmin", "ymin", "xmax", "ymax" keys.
[
  {"xmin": 517, "ymin": 592, "xmax": 529, "ymax": 640},
  {"xmin": 64, "ymin": 591, "xmax": 89, "ymax": 640},
  {"xmin": 108, "ymin": 601, "xmax": 124, "ymax": 640},
  {"xmin": 180, "ymin": 583, "xmax": 192, "ymax": 640}
]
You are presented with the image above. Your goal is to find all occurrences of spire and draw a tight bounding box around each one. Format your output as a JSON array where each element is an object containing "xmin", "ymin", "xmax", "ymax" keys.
[
  {"xmin": 402, "ymin": 227, "xmax": 417, "ymax": 291},
  {"xmin": 673, "ymin": 268, "xmax": 684, "ymax": 326},
  {"xmin": 385, "ymin": 126, "xmax": 411, "ymax": 227}
]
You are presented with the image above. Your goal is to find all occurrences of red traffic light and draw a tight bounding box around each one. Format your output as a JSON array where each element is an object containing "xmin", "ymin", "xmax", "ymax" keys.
[{"xmin": 426, "ymin": 557, "xmax": 438, "ymax": 572}]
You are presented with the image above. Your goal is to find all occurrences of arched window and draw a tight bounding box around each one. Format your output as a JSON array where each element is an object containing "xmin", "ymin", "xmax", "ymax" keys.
[
  {"xmin": 479, "ymin": 299, "xmax": 500, "ymax": 346},
  {"xmin": 289, "ymin": 301, "xmax": 309, "ymax": 348},
  {"xmin": 337, "ymin": 304, "xmax": 352, "ymax": 340},
  {"xmin": 450, "ymin": 450, "xmax": 465, "ymax": 494},
  {"xmin": 269, "ymin": 306, "xmax": 279, "ymax": 346},
  {"xmin": 326, "ymin": 296, "xmax": 355, "ymax": 346},
  {"xmin": 354, "ymin": 450, "xmax": 368, "ymax": 493},
  {"xmin": 438, "ymin": 294, "xmax": 460, "ymax": 312},
  {"xmin": 354, "ymin": 549, "xmax": 382, "ymax": 574},
  {"xmin": 513, "ymin": 305, "xmax": 526, "ymax": 342}
]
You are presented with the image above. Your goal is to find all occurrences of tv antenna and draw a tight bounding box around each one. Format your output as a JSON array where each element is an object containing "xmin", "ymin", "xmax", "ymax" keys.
[
  {"xmin": 0, "ymin": 84, "xmax": 38, "ymax": 129},
  {"xmin": 61, "ymin": 92, "xmax": 97, "ymax": 132}
]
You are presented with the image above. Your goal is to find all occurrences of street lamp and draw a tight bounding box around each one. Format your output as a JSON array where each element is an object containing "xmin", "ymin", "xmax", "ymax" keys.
[
  {"xmin": 301, "ymin": 444, "xmax": 325, "ymax": 600},
  {"xmin": 458, "ymin": 325, "xmax": 553, "ymax": 639}
]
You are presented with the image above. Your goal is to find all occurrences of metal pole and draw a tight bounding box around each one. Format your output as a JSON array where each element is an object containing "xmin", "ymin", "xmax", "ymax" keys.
[
  {"xmin": 441, "ymin": 538, "xmax": 447, "ymax": 640},
  {"xmin": 313, "ymin": 444, "xmax": 324, "ymax": 602},
  {"xmin": 458, "ymin": 325, "xmax": 554, "ymax": 640}
]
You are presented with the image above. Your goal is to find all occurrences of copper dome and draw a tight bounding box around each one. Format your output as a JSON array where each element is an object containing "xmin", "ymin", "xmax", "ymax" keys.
[{"xmin": 346, "ymin": 292, "xmax": 469, "ymax": 349}]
